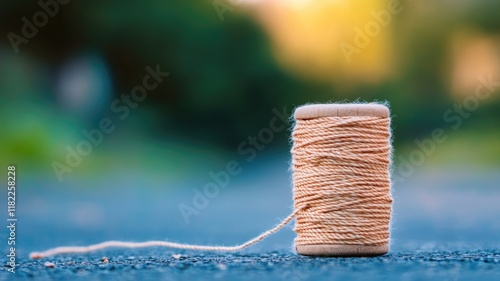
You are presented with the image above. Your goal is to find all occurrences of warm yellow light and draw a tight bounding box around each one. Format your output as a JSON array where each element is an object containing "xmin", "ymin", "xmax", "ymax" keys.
[
  {"xmin": 448, "ymin": 30, "xmax": 500, "ymax": 99},
  {"xmin": 250, "ymin": 0, "xmax": 402, "ymax": 85}
]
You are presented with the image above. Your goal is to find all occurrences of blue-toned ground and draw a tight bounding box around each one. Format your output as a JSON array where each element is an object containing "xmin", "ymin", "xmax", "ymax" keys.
[
  {"xmin": 10, "ymin": 250, "xmax": 500, "ymax": 281},
  {"xmin": 1, "ymin": 158, "xmax": 499, "ymax": 280}
]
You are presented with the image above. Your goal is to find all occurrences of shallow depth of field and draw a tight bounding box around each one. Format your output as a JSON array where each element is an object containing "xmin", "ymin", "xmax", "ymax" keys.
[{"xmin": 1, "ymin": 1, "xmax": 499, "ymax": 280}]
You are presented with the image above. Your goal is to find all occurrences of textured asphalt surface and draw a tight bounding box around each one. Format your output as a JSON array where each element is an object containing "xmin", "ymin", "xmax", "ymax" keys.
[
  {"xmin": 1, "ymin": 159, "xmax": 500, "ymax": 280},
  {"xmin": 8, "ymin": 250, "xmax": 500, "ymax": 281}
]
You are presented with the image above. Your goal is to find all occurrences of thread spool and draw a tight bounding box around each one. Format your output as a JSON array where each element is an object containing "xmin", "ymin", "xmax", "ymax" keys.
[
  {"xmin": 292, "ymin": 103, "xmax": 393, "ymax": 257},
  {"xmin": 29, "ymin": 102, "xmax": 393, "ymax": 260}
]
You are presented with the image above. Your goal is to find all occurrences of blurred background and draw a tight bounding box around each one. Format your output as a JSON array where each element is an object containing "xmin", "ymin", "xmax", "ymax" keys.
[{"xmin": 1, "ymin": 0, "xmax": 500, "ymax": 261}]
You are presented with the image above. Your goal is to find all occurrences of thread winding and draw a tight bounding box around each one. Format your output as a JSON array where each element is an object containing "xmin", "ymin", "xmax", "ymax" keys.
[
  {"xmin": 29, "ymin": 104, "xmax": 393, "ymax": 259},
  {"xmin": 292, "ymin": 115, "xmax": 392, "ymax": 248}
]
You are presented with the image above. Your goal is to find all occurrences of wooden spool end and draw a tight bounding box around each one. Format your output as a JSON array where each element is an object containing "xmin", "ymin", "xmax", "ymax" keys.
[{"xmin": 294, "ymin": 103, "xmax": 389, "ymax": 119}]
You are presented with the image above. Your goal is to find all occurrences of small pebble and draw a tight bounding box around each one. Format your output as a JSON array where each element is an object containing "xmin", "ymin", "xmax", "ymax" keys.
[
  {"xmin": 101, "ymin": 257, "xmax": 109, "ymax": 263},
  {"xmin": 217, "ymin": 264, "xmax": 227, "ymax": 270},
  {"xmin": 44, "ymin": 262, "xmax": 55, "ymax": 268}
]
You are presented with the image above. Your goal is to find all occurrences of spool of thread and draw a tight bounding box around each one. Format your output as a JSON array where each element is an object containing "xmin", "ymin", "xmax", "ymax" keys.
[
  {"xmin": 29, "ymin": 102, "xmax": 394, "ymax": 259},
  {"xmin": 291, "ymin": 103, "xmax": 393, "ymax": 257}
]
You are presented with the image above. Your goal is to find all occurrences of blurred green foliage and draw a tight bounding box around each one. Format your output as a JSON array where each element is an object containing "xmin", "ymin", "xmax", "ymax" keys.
[{"xmin": 1, "ymin": 0, "xmax": 499, "ymax": 175}]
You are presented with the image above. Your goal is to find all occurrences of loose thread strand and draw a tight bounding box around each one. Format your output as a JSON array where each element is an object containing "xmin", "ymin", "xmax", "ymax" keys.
[{"xmin": 29, "ymin": 207, "xmax": 302, "ymax": 259}]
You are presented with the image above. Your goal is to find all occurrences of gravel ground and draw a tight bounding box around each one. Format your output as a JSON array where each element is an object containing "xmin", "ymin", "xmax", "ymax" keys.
[
  {"xmin": 6, "ymin": 250, "xmax": 500, "ymax": 281},
  {"xmin": 1, "ymin": 161, "xmax": 499, "ymax": 280}
]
